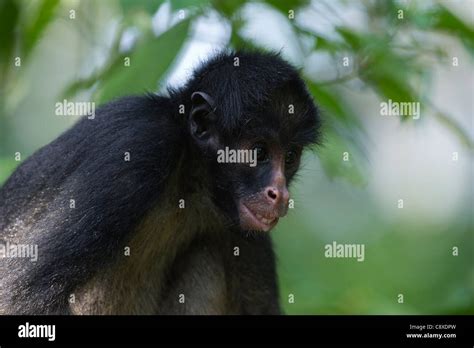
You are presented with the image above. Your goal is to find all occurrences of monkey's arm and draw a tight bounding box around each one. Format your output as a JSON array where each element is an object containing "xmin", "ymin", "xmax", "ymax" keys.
[
  {"xmin": 156, "ymin": 232, "xmax": 281, "ymax": 315},
  {"xmin": 0, "ymin": 95, "xmax": 182, "ymax": 314},
  {"xmin": 231, "ymin": 232, "xmax": 281, "ymax": 315}
]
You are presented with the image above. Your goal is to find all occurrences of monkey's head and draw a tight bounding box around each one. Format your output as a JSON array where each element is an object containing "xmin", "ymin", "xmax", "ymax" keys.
[{"xmin": 180, "ymin": 51, "xmax": 321, "ymax": 232}]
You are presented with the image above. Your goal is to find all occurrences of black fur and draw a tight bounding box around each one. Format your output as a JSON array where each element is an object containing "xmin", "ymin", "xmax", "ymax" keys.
[{"xmin": 0, "ymin": 50, "xmax": 320, "ymax": 314}]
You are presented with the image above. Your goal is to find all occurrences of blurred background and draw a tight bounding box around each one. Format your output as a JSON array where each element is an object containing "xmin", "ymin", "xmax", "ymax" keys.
[{"xmin": 0, "ymin": 0, "xmax": 472, "ymax": 314}]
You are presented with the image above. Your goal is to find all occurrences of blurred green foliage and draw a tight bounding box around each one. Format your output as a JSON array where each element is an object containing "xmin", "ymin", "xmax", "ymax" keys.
[
  {"xmin": 0, "ymin": 0, "xmax": 472, "ymax": 314},
  {"xmin": 1, "ymin": 0, "xmax": 473, "ymax": 177}
]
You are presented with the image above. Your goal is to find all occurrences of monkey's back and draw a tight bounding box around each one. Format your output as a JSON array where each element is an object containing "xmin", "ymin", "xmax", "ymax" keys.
[{"xmin": 0, "ymin": 95, "xmax": 184, "ymax": 314}]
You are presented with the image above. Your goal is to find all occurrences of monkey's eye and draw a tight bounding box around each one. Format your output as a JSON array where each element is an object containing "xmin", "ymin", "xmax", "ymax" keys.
[
  {"xmin": 285, "ymin": 150, "xmax": 298, "ymax": 166},
  {"xmin": 254, "ymin": 145, "xmax": 269, "ymax": 163}
]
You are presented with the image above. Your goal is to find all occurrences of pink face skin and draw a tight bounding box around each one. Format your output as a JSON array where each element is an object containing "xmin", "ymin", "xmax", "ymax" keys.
[
  {"xmin": 239, "ymin": 203, "xmax": 280, "ymax": 232},
  {"xmin": 237, "ymin": 152, "xmax": 290, "ymax": 232}
]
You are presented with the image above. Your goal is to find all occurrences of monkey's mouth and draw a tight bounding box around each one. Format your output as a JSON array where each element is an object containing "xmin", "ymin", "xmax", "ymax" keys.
[{"xmin": 239, "ymin": 203, "xmax": 279, "ymax": 232}]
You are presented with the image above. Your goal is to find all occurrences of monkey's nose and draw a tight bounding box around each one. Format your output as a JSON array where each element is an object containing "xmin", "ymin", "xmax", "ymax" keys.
[{"xmin": 265, "ymin": 186, "xmax": 290, "ymax": 215}]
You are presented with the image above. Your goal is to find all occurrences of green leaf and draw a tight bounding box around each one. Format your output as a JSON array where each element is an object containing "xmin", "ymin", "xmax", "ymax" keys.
[
  {"xmin": 264, "ymin": 0, "xmax": 309, "ymax": 14},
  {"xmin": 431, "ymin": 6, "xmax": 474, "ymax": 54},
  {"xmin": 336, "ymin": 27, "xmax": 364, "ymax": 50},
  {"xmin": 317, "ymin": 128, "xmax": 366, "ymax": 186},
  {"xmin": 22, "ymin": 0, "xmax": 60, "ymax": 57},
  {"xmin": 314, "ymin": 35, "xmax": 344, "ymax": 52},
  {"xmin": 0, "ymin": 157, "xmax": 18, "ymax": 185},
  {"xmin": 357, "ymin": 42, "xmax": 421, "ymax": 109},
  {"xmin": 95, "ymin": 18, "xmax": 192, "ymax": 104},
  {"xmin": 308, "ymin": 83, "xmax": 364, "ymax": 132},
  {"xmin": 119, "ymin": 0, "xmax": 164, "ymax": 15},
  {"xmin": 364, "ymin": 71, "xmax": 416, "ymax": 107},
  {"xmin": 414, "ymin": 6, "xmax": 474, "ymax": 35},
  {"xmin": 0, "ymin": 0, "xmax": 19, "ymax": 80},
  {"xmin": 307, "ymin": 82, "xmax": 367, "ymax": 185},
  {"xmin": 211, "ymin": 0, "xmax": 242, "ymax": 18},
  {"xmin": 411, "ymin": 5, "xmax": 474, "ymax": 55},
  {"xmin": 433, "ymin": 110, "xmax": 474, "ymax": 151},
  {"xmin": 229, "ymin": 19, "xmax": 259, "ymax": 51},
  {"xmin": 171, "ymin": 0, "xmax": 209, "ymax": 12}
]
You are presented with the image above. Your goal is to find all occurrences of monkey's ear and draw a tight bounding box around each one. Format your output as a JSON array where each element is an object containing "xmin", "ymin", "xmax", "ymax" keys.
[{"xmin": 189, "ymin": 92, "xmax": 217, "ymax": 143}]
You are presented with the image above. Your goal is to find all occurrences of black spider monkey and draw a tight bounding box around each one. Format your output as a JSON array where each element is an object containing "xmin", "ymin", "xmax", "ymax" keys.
[{"xmin": 0, "ymin": 50, "xmax": 321, "ymax": 314}]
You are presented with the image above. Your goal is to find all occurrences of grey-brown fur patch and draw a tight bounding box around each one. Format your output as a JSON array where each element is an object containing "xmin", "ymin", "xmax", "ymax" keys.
[{"xmin": 70, "ymin": 165, "xmax": 227, "ymax": 314}]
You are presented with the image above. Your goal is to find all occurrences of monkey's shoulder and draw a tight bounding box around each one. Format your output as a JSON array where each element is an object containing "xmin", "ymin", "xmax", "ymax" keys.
[{"xmin": 0, "ymin": 94, "xmax": 182, "ymax": 234}]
